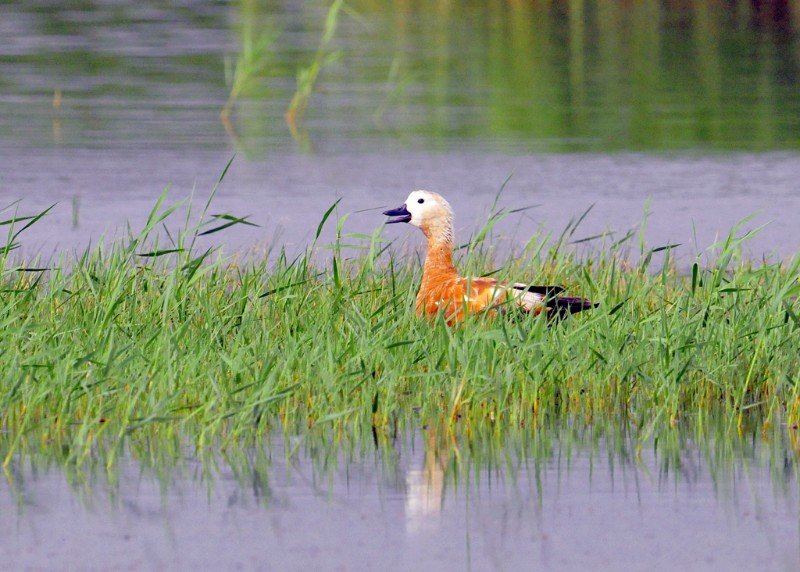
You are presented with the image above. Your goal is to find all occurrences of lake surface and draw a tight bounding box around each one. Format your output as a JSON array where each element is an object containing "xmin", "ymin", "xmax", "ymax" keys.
[
  {"xmin": 2, "ymin": 1, "xmax": 800, "ymax": 569},
  {"xmin": 2, "ymin": 423, "xmax": 799, "ymax": 571},
  {"xmin": 2, "ymin": 1, "xmax": 799, "ymax": 260}
]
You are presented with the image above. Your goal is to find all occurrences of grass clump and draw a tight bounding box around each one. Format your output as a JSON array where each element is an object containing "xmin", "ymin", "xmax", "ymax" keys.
[{"xmin": 1, "ymin": 188, "xmax": 799, "ymax": 470}]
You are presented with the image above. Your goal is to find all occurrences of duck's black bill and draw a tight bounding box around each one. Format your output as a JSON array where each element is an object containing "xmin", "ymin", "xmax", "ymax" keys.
[{"xmin": 383, "ymin": 204, "xmax": 412, "ymax": 224}]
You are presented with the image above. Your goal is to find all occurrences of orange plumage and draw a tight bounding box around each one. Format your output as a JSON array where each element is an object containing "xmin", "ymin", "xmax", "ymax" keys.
[{"xmin": 383, "ymin": 190, "xmax": 596, "ymax": 324}]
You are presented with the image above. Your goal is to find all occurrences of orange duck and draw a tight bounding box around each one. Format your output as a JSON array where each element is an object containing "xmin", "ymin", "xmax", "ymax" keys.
[{"xmin": 383, "ymin": 190, "xmax": 597, "ymax": 324}]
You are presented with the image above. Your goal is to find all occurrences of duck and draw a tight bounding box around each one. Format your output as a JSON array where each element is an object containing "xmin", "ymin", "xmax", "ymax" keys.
[{"xmin": 383, "ymin": 190, "xmax": 597, "ymax": 324}]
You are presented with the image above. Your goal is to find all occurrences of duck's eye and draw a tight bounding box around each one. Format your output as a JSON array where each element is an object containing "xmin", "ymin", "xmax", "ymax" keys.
[{"xmin": 417, "ymin": 198, "xmax": 425, "ymax": 204}]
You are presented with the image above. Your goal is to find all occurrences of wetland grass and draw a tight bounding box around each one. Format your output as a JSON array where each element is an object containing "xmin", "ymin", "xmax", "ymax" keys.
[
  {"xmin": 221, "ymin": 28, "xmax": 276, "ymax": 124},
  {"xmin": 285, "ymin": 0, "xmax": 346, "ymax": 143},
  {"xmin": 1, "ymin": 191, "xmax": 800, "ymax": 470}
]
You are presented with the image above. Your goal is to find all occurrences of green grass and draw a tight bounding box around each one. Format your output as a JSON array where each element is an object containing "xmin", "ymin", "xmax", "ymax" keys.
[
  {"xmin": 1, "ymin": 184, "xmax": 800, "ymax": 470},
  {"xmin": 221, "ymin": 26, "xmax": 277, "ymax": 121},
  {"xmin": 285, "ymin": 0, "xmax": 347, "ymax": 149}
]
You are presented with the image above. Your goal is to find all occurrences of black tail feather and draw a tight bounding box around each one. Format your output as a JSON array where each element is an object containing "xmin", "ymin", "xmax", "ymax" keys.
[
  {"xmin": 514, "ymin": 284, "xmax": 565, "ymax": 297},
  {"xmin": 547, "ymin": 296, "xmax": 598, "ymax": 318}
]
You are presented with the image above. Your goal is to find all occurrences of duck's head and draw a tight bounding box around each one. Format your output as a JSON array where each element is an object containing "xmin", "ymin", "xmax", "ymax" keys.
[{"xmin": 383, "ymin": 190, "xmax": 454, "ymax": 237}]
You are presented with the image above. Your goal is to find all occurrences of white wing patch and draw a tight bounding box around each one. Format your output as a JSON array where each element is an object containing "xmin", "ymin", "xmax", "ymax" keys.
[{"xmin": 509, "ymin": 283, "xmax": 546, "ymax": 312}]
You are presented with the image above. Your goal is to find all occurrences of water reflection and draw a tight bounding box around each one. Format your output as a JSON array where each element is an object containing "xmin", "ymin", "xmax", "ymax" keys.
[
  {"xmin": 3, "ymin": 1, "xmax": 800, "ymax": 262},
  {"xmin": 405, "ymin": 429, "xmax": 446, "ymax": 535},
  {"xmin": 2, "ymin": 414, "xmax": 798, "ymax": 569},
  {"xmin": 2, "ymin": 1, "xmax": 799, "ymax": 152}
]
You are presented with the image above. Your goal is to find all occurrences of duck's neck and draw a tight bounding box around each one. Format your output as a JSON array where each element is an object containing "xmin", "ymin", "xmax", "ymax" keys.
[{"xmin": 421, "ymin": 227, "xmax": 457, "ymax": 285}]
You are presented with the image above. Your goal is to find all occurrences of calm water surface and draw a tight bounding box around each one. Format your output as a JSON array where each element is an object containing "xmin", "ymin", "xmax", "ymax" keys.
[
  {"xmin": 1, "ymin": 1, "xmax": 799, "ymax": 259},
  {"xmin": 2, "ymin": 1, "xmax": 800, "ymax": 569},
  {"xmin": 4, "ymin": 149, "xmax": 799, "ymax": 266},
  {"xmin": 2, "ymin": 427, "xmax": 799, "ymax": 571}
]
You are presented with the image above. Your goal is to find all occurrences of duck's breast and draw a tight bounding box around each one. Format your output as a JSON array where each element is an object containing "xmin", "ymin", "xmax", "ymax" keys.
[{"xmin": 416, "ymin": 276, "xmax": 505, "ymax": 321}]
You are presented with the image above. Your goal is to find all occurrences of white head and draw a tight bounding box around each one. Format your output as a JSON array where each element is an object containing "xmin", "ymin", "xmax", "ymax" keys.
[{"xmin": 383, "ymin": 190, "xmax": 454, "ymax": 240}]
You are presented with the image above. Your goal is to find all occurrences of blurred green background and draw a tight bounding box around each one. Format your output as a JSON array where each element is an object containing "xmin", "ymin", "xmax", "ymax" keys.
[{"xmin": 3, "ymin": 0, "xmax": 799, "ymax": 153}]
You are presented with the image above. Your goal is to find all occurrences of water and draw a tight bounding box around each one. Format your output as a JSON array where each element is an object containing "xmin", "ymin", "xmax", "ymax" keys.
[
  {"xmin": 2, "ymin": 1, "xmax": 800, "ymax": 568},
  {"xmin": 1, "ymin": 1, "xmax": 799, "ymax": 259},
  {"xmin": 4, "ymin": 150, "xmax": 798, "ymax": 270},
  {"xmin": 2, "ymin": 426, "xmax": 798, "ymax": 571}
]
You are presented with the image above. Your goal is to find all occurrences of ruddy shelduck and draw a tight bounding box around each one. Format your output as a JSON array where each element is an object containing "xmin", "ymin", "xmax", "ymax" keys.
[{"xmin": 383, "ymin": 190, "xmax": 597, "ymax": 324}]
